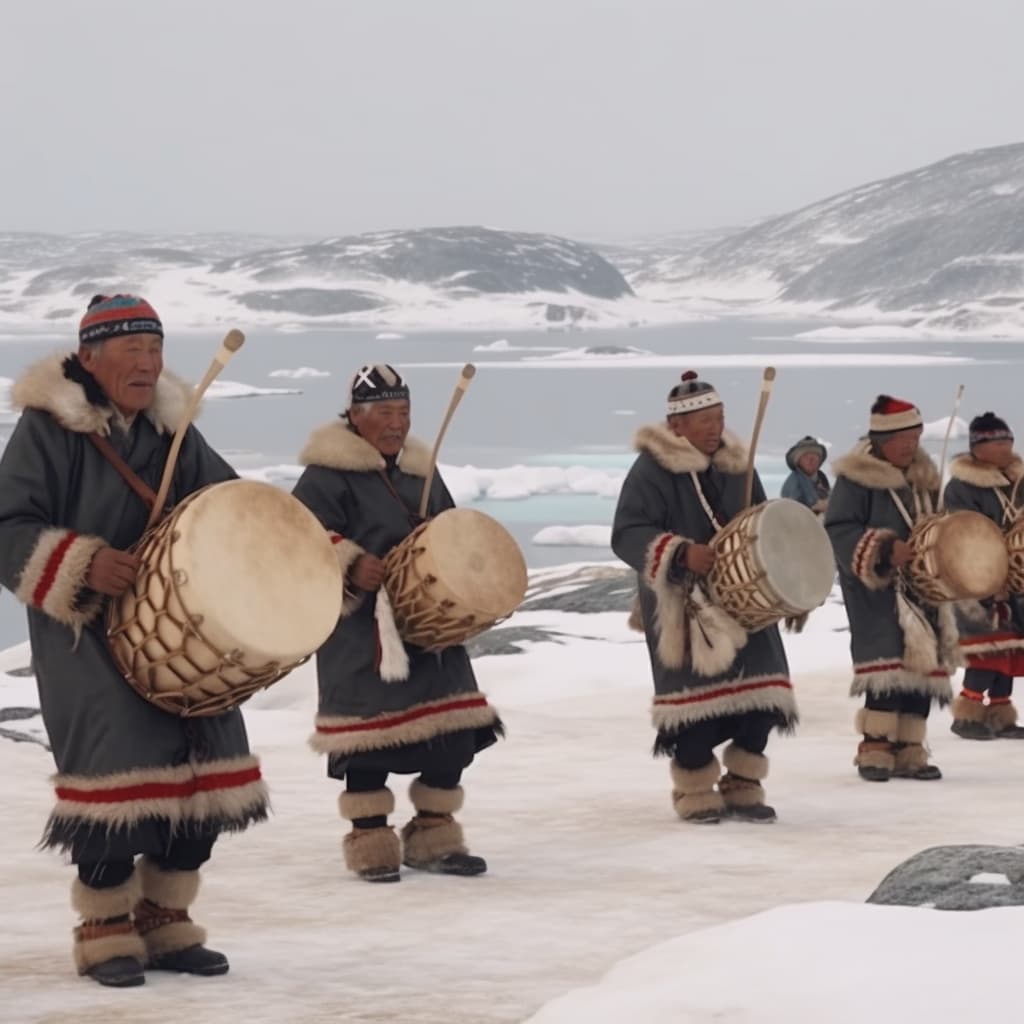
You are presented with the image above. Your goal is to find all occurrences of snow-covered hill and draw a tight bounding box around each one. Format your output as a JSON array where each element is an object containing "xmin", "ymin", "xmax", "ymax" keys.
[
  {"xmin": 630, "ymin": 142, "xmax": 1024, "ymax": 335},
  {"xmin": 0, "ymin": 226, "xmax": 649, "ymax": 332}
]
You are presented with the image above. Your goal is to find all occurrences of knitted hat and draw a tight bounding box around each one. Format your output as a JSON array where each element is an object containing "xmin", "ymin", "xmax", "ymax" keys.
[
  {"xmin": 667, "ymin": 371, "xmax": 722, "ymax": 417},
  {"xmin": 349, "ymin": 363, "xmax": 410, "ymax": 405},
  {"xmin": 868, "ymin": 394, "xmax": 923, "ymax": 436},
  {"xmin": 79, "ymin": 294, "xmax": 163, "ymax": 345},
  {"xmin": 785, "ymin": 435, "xmax": 827, "ymax": 471},
  {"xmin": 969, "ymin": 411, "xmax": 1013, "ymax": 448}
]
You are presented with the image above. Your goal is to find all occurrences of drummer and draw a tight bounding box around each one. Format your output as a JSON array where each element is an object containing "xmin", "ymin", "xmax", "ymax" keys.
[
  {"xmin": 611, "ymin": 371, "xmax": 798, "ymax": 825},
  {"xmin": 944, "ymin": 412, "xmax": 1024, "ymax": 739},
  {"xmin": 0, "ymin": 296, "xmax": 267, "ymax": 987},
  {"xmin": 291, "ymin": 364, "xmax": 501, "ymax": 882},
  {"xmin": 825, "ymin": 395, "xmax": 953, "ymax": 783}
]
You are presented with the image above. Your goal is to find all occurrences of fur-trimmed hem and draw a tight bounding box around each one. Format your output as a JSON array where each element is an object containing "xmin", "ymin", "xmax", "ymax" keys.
[
  {"xmin": 722, "ymin": 743, "xmax": 768, "ymax": 780},
  {"xmin": 142, "ymin": 920, "xmax": 207, "ymax": 959},
  {"xmin": 851, "ymin": 528, "xmax": 898, "ymax": 591},
  {"xmin": 948, "ymin": 452, "xmax": 1024, "ymax": 488},
  {"xmin": 633, "ymin": 424, "xmax": 747, "ymax": 475},
  {"xmin": 72, "ymin": 873, "xmax": 142, "ymax": 921},
  {"xmin": 310, "ymin": 694, "xmax": 498, "ymax": 756},
  {"xmin": 42, "ymin": 755, "xmax": 268, "ymax": 846},
  {"xmin": 652, "ymin": 676, "xmax": 797, "ymax": 736},
  {"xmin": 138, "ymin": 858, "xmax": 200, "ymax": 909},
  {"xmin": 961, "ymin": 631, "xmax": 1024, "ymax": 658},
  {"xmin": 850, "ymin": 661, "xmax": 953, "ymax": 704},
  {"xmin": 855, "ymin": 707, "xmax": 900, "ymax": 741},
  {"xmin": 833, "ymin": 441, "xmax": 940, "ymax": 492},
  {"xmin": 298, "ymin": 418, "xmax": 433, "ymax": 477},
  {"xmin": 343, "ymin": 825, "xmax": 401, "ymax": 874},
  {"xmin": 73, "ymin": 929, "xmax": 146, "ymax": 973},
  {"xmin": 339, "ymin": 787, "xmax": 395, "ymax": 821},
  {"xmin": 14, "ymin": 528, "xmax": 107, "ymax": 631},
  {"xmin": 409, "ymin": 780, "xmax": 465, "ymax": 815},
  {"xmin": 401, "ymin": 818, "xmax": 467, "ymax": 864},
  {"xmin": 14, "ymin": 352, "xmax": 193, "ymax": 436}
]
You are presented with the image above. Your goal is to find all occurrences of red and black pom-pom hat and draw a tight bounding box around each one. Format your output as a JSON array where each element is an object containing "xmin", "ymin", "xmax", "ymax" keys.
[{"xmin": 868, "ymin": 394, "xmax": 923, "ymax": 437}]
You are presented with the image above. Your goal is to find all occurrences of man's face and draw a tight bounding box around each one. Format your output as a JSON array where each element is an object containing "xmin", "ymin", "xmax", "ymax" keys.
[
  {"xmin": 78, "ymin": 333, "xmax": 164, "ymax": 415},
  {"xmin": 972, "ymin": 438, "xmax": 1015, "ymax": 470},
  {"xmin": 877, "ymin": 427, "xmax": 923, "ymax": 469},
  {"xmin": 797, "ymin": 451, "xmax": 822, "ymax": 475},
  {"xmin": 351, "ymin": 400, "xmax": 411, "ymax": 456},
  {"xmin": 668, "ymin": 404, "xmax": 725, "ymax": 456}
]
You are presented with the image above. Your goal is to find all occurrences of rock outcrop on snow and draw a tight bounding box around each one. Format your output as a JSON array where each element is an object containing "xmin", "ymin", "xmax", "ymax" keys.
[{"xmin": 867, "ymin": 844, "xmax": 1024, "ymax": 910}]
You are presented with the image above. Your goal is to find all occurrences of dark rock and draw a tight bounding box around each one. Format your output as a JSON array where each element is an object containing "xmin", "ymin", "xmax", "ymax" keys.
[
  {"xmin": 866, "ymin": 844, "xmax": 1024, "ymax": 910},
  {"xmin": 216, "ymin": 227, "xmax": 632, "ymax": 300},
  {"xmin": 237, "ymin": 288, "xmax": 383, "ymax": 316},
  {"xmin": 0, "ymin": 707, "xmax": 39, "ymax": 722}
]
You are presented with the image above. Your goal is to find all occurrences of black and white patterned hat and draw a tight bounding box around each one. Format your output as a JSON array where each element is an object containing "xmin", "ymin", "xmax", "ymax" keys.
[
  {"xmin": 349, "ymin": 363, "xmax": 410, "ymax": 404},
  {"xmin": 667, "ymin": 371, "xmax": 722, "ymax": 417}
]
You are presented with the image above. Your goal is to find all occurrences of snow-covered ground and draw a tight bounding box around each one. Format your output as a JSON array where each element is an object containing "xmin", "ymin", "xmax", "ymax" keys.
[{"xmin": 2, "ymin": 580, "xmax": 1023, "ymax": 1023}]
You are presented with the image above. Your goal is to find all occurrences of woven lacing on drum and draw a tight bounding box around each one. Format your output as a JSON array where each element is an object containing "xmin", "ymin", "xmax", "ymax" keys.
[{"xmin": 107, "ymin": 514, "xmax": 307, "ymax": 718}]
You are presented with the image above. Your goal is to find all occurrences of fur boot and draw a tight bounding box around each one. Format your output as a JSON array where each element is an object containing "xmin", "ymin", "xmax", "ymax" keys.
[
  {"xmin": 670, "ymin": 757, "xmax": 724, "ymax": 823},
  {"xmin": 986, "ymin": 699, "xmax": 1024, "ymax": 738},
  {"xmin": 855, "ymin": 708, "xmax": 899, "ymax": 781},
  {"xmin": 893, "ymin": 714, "xmax": 942, "ymax": 780},
  {"xmin": 402, "ymin": 781, "xmax": 486, "ymax": 876},
  {"xmin": 720, "ymin": 743, "xmax": 776, "ymax": 822},
  {"xmin": 71, "ymin": 872, "xmax": 146, "ymax": 987},
  {"xmin": 950, "ymin": 691, "xmax": 995, "ymax": 740},
  {"xmin": 339, "ymin": 788, "xmax": 401, "ymax": 882},
  {"xmin": 135, "ymin": 858, "xmax": 228, "ymax": 975}
]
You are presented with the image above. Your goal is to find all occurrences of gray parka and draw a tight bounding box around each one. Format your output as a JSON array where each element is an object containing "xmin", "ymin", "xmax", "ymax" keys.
[
  {"xmin": 824, "ymin": 440, "xmax": 956, "ymax": 702},
  {"xmin": 0, "ymin": 354, "xmax": 267, "ymax": 861},
  {"xmin": 291, "ymin": 418, "xmax": 500, "ymax": 778},
  {"xmin": 611, "ymin": 423, "xmax": 798, "ymax": 746}
]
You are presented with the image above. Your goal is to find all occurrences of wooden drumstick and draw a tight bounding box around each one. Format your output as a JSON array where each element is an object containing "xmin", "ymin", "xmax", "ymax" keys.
[
  {"xmin": 418, "ymin": 363, "xmax": 476, "ymax": 520},
  {"xmin": 935, "ymin": 383, "xmax": 965, "ymax": 513},
  {"xmin": 145, "ymin": 329, "xmax": 246, "ymax": 530},
  {"xmin": 743, "ymin": 367, "xmax": 776, "ymax": 509}
]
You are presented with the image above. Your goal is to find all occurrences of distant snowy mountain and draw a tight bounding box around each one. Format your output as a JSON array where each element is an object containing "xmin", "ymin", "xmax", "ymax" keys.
[
  {"xmin": 0, "ymin": 226, "xmax": 651, "ymax": 332},
  {"xmin": 629, "ymin": 142, "xmax": 1024, "ymax": 335}
]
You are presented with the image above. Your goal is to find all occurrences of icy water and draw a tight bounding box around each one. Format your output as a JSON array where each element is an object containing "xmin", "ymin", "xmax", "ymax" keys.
[{"xmin": 0, "ymin": 318, "xmax": 1013, "ymax": 647}]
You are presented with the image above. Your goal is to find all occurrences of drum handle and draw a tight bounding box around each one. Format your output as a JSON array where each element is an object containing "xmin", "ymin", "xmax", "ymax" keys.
[
  {"xmin": 935, "ymin": 383, "xmax": 965, "ymax": 512},
  {"xmin": 417, "ymin": 363, "xmax": 476, "ymax": 520},
  {"xmin": 743, "ymin": 366, "xmax": 776, "ymax": 509},
  {"xmin": 145, "ymin": 330, "xmax": 246, "ymax": 530}
]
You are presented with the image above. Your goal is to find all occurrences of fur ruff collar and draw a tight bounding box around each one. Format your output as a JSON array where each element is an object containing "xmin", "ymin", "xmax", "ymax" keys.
[
  {"xmin": 833, "ymin": 440, "xmax": 940, "ymax": 492},
  {"xmin": 12, "ymin": 352, "xmax": 192, "ymax": 436},
  {"xmin": 299, "ymin": 417, "xmax": 433, "ymax": 476},
  {"xmin": 633, "ymin": 423, "xmax": 748, "ymax": 475},
  {"xmin": 948, "ymin": 452, "xmax": 1024, "ymax": 489}
]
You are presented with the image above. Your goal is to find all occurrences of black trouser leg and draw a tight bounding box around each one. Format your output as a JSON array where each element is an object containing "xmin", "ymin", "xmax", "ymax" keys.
[
  {"xmin": 865, "ymin": 691, "xmax": 931, "ymax": 718},
  {"xmin": 673, "ymin": 717, "xmax": 727, "ymax": 770},
  {"xmin": 77, "ymin": 860, "xmax": 135, "ymax": 890},
  {"xmin": 730, "ymin": 711, "xmax": 776, "ymax": 757}
]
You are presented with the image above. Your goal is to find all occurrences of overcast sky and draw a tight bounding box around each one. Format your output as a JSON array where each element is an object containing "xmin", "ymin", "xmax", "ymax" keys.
[{"xmin": 2, "ymin": 0, "xmax": 1022, "ymax": 239}]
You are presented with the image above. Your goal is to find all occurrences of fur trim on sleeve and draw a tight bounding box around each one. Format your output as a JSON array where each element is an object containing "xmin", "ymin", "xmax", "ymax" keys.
[
  {"xmin": 328, "ymin": 533, "xmax": 367, "ymax": 617},
  {"xmin": 14, "ymin": 528, "xmax": 107, "ymax": 631},
  {"xmin": 851, "ymin": 527, "xmax": 899, "ymax": 590},
  {"xmin": 643, "ymin": 533, "xmax": 691, "ymax": 669}
]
